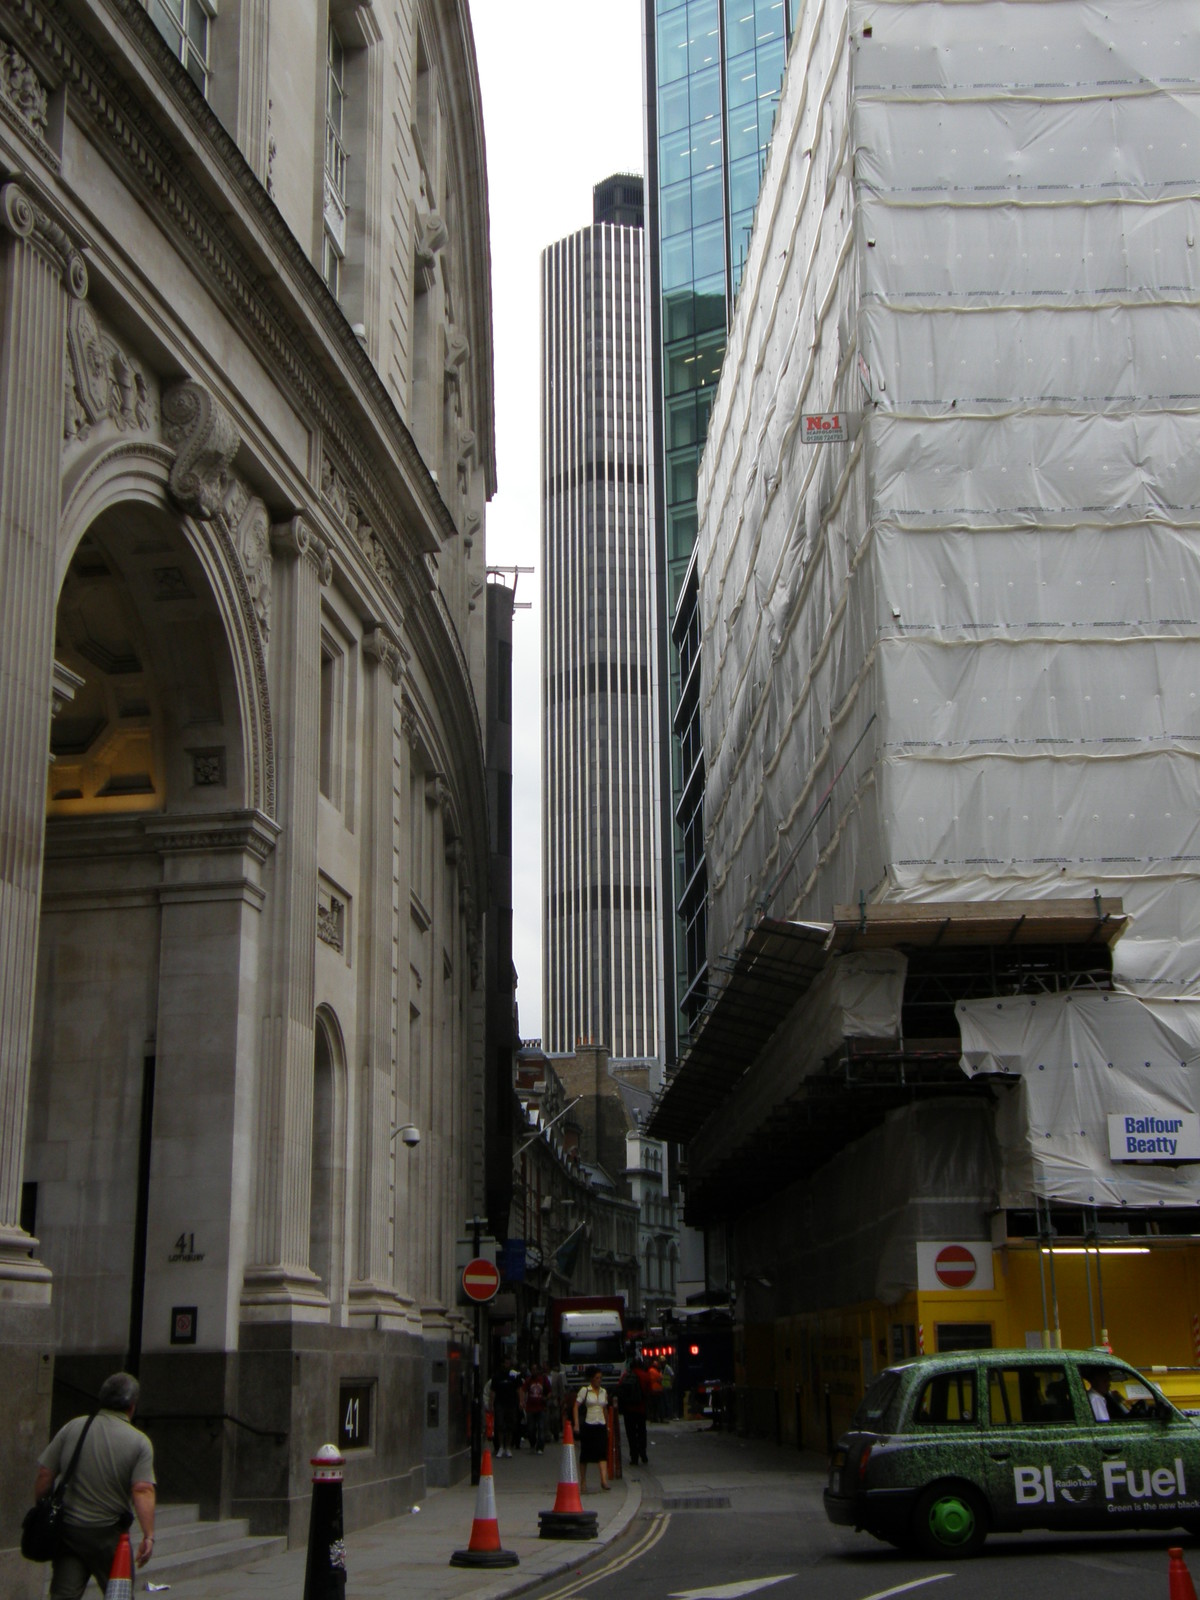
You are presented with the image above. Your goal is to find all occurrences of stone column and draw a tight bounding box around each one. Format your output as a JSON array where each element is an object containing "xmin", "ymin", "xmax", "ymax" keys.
[
  {"xmin": 0, "ymin": 180, "xmax": 85, "ymax": 1600},
  {"xmin": 242, "ymin": 516, "xmax": 331, "ymax": 1315},
  {"xmin": 394, "ymin": 696, "xmax": 418, "ymax": 1307},
  {"xmin": 0, "ymin": 183, "xmax": 86, "ymax": 1290},
  {"xmin": 348, "ymin": 624, "xmax": 409, "ymax": 1320}
]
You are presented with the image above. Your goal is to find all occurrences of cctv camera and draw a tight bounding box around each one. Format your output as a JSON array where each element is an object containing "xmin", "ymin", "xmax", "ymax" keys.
[{"xmin": 392, "ymin": 1123, "xmax": 421, "ymax": 1147}]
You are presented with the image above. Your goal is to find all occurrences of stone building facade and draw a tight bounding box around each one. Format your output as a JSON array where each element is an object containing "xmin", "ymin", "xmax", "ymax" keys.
[{"xmin": 0, "ymin": 1, "xmax": 494, "ymax": 1589}]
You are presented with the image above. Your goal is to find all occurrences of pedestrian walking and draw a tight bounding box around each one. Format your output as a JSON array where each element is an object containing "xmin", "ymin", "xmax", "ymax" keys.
[
  {"xmin": 572, "ymin": 1367, "xmax": 611, "ymax": 1493},
  {"xmin": 31, "ymin": 1371, "xmax": 156, "ymax": 1600},
  {"xmin": 494, "ymin": 1368, "xmax": 520, "ymax": 1458},
  {"xmin": 617, "ymin": 1358, "xmax": 648, "ymax": 1465},
  {"xmin": 525, "ymin": 1367, "xmax": 548, "ymax": 1453}
]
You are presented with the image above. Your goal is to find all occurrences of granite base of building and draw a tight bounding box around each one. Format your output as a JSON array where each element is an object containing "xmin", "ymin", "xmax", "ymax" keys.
[
  {"xmin": 47, "ymin": 1319, "xmax": 446, "ymax": 1546},
  {"xmin": 0, "ymin": 1300, "xmax": 55, "ymax": 1600}
]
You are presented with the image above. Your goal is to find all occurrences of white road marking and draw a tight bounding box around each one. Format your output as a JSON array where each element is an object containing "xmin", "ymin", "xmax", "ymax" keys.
[
  {"xmin": 670, "ymin": 1576, "xmax": 796, "ymax": 1600},
  {"xmin": 859, "ymin": 1576, "xmax": 954, "ymax": 1600}
]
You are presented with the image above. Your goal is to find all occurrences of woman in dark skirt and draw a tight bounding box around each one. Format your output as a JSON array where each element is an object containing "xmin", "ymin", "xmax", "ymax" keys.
[{"xmin": 572, "ymin": 1366, "xmax": 611, "ymax": 1492}]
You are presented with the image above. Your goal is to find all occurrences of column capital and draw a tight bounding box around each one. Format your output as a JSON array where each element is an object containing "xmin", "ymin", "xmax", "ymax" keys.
[
  {"xmin": 363, "ymin": 623, "xmax": 406, "ymax": 685},
  {"xmin": 0, "ymin": 180, "xmax": 87, "ymax": 298},
  {"xmin": 270, "ymin": 515, "xmax": 332, "ymax": 585}
]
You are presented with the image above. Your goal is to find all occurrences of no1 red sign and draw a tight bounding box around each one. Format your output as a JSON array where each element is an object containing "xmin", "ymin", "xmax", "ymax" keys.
[
  {"xmin": 802, "ymin": 412, "xmax": 853, "ymax": 443},
  {"xmin": 461, "ymin": 1257, "xmax": 501, "ymax": 1303}
]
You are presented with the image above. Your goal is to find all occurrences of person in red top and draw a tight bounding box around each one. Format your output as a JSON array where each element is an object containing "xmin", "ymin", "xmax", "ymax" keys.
[
  {"xmin": 647, "ymin": 1359, "xmax": 664, "ymax": 1422},
  {"xmin": 524, "ymin": 1367, "xmax": 548, "ymax": 1453}
]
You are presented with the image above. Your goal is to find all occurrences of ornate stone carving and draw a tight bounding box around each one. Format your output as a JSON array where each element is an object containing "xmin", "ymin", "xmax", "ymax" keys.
[
  {"xmin": 222, "ymin": 480, "xmax": 274, "ymax": 638},
  {"xmin": 400, "ymin": 695, "xmax": 419, "ymax": 751},
  {"xmin": 0, "ymin": 182, "xmax": 87, "ymax": 297},
  {"xmin": 0, "ymin": 42, "xmax": 49, "ymax": 143},
  {"xmin": 163, "ymin": 380, "xmax": 239, "ymax": 519},
  {"xmin": 456, "ymin": 426, "xmax": 476, "ymax": 493},
  {"xmin": 317, "ymin": 890, "xmax": 345, "ymax": 953},
  {"xmin": 266, "ymin": 99, "xmax": 277, "ymax": 198},
  {"xmin": 415, "ymin": 208, "xmax": 448, "ymax": 292},
  {"xmin": 64, "ymin": 300, "xmax": 154, "ymax": 442},
  {"xmin": 322, "ymin": 454, "xmax": 396, "ymax": 592},
  {"xmin": 363, "ymin": 626, "xmax": 405, "ymax": 686},
  {"xmin": 271, "ymin": 515, "xmax": 332, "ymax": 586}
]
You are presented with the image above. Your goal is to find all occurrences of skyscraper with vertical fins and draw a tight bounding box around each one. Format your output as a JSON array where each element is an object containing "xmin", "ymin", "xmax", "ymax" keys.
[{"xmin": 541, "ymin": 176, "xmax": 663, "ymax": 1066}]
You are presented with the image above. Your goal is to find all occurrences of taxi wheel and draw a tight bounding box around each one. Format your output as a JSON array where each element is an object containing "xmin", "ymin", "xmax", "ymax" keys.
[{"xmin": 912, "ymin": 1483, "xmax": 988, "ymax": 1558}]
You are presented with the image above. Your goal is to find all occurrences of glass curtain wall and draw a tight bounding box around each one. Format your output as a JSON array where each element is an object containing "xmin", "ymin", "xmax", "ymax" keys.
[{"xmin": 647, "ymin": 0, "xmax": 798, "ymax": 1046}]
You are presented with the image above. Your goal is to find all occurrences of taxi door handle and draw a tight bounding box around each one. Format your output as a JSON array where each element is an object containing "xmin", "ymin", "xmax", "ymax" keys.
[
  {"xmin": 987, "ymin": 1450, "xmax": 1009, "ymax": 1461},
  {"xmin": 1102, "ymin": 1447, "xmax": 1122, "ymax": 1457}
]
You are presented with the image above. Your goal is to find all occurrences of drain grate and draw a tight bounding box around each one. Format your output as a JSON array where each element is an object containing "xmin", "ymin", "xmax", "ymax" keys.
[{"xmin": 661, "ymin": 1493, "xmax": 732, "ymax": 1510}]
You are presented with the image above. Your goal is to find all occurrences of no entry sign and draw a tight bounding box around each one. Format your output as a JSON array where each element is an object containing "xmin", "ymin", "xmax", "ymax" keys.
[
  {"xmin": 934, "ymin": 1244, "xmax": 978, "ymax": 1289},
  {"xmin": 461, "ymin": 1257, "xmax": 501, "ymax": 1303}
]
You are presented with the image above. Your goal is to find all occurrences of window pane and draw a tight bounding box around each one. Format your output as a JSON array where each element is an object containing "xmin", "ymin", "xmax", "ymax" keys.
[
  {"xmin": 694, "ymin": 281, "xmax": 727, "ymax": 330},
  {"xmin": 660, "ymin": 77, "xmax": 690, "ymax": 134},
  {"xmin": 726, "ymin": 2, "xmax": 757, "ymax": 55},
  {"xmin": 913, "ymin": 1370, "xmax": 977, "ymax": 1426},
  {"xmin": 664, "ymin": 291, "xmax": 695, "ymax": 341},
  {"xmin": 728, "ymin": 109, "xmax": 760, "ymax": 161},
  {"xmin": 692, "ymin": 219, "xmax": 724, "ymax": 281},
  {"xmin": 726, "ymin": 47, "xmax": 757, "ymax": 108},
  {"xmin": 692, "ymin": 165, "xmax": 723, "ymax": 226},
  {"xmin": 757, "ymin": 36, "xmax": 787, "ymax": 94},
  {"xmin": 687, "ymin": 0, "xmax": 719, "ymax": 72},
  {"xmin": 729, "ymin": 153, "xmax": 762, "ymax": 214},
  {"xmin": 667, "ymin": 394, "xmax": 698, "ymax": 448},
  {"xmin": 690, "ymin": 64, "xmax": 720, "ymax": 125},
  {"xmin": 756, "ymin": 0, "xmax": 786, "ymax": 41},
  {"xmin": 658, "ymin": 9, "xmax": 689, "ymax": 82},
  {"xmin": 662, "ymin": 233, "xmax": 693, "ymax": 292},
  {"xmin": 661, "ymin": 180, "xmax": 692, "ymax": 238},
  {"xmin": 988, "ymin": 1367, "xmax": 1073, "ymax": 1426},
  {"xmin": 660, "ymin": 128, "xmax": 694, "ymax": 186},
  {"xmin": 186, "ymin": 2, "xmax": 207, "ymax": 54}
]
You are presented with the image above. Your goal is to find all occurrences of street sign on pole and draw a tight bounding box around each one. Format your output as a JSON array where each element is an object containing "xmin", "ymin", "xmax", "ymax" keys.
[{"xmin": 462, "ymin": 1257, "xmax": 501, "ymax": 1303}]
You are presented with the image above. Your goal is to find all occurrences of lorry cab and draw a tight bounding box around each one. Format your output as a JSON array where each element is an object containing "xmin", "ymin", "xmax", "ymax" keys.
[{"xmin": 559, "ymin": 1309, "xmax": 625, "ymax": 1389}]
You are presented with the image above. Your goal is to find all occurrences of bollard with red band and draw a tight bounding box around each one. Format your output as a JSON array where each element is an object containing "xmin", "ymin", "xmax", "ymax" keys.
[
  {"xmin": 539, "ymin": 1420, "xmax": 598, "ymax": 1540},
  {"xmin": 103, "ymin": 1532, "xmax": 133, "ymax": 1600},
  {"xmin": 303, "ymin": 1444, "xmax": 347, "ymax": 1600}
]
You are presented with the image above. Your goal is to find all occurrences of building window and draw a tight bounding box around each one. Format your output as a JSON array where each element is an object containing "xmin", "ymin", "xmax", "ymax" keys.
[
  {"xmin": 323, "ymin": 24, "xmax": 348, "ymax": 297},
  {"xmin": 319, "ymin": 636, "xmax": 344, "ymax": 804},
  {"xmin": 146, "ymin": 0, "xmax": 213, "ymax": 96}
]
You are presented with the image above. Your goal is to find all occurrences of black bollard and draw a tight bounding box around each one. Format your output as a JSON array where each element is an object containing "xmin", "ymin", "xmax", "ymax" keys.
[{"xmin": 303, "ymin": 1443, "xmax": 347, "ymax": 1600}]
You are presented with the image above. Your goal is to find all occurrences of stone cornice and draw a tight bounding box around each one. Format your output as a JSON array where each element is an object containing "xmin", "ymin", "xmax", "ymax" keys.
[{"xmin": 9, "ymin": 0, "xmax": 457, "ymax": 562}]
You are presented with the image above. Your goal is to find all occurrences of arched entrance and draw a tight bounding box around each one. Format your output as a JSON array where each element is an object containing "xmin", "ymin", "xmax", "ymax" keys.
[{"xmin": 26, "ymin": 488, "xmax": 271, "ymax": 1508}]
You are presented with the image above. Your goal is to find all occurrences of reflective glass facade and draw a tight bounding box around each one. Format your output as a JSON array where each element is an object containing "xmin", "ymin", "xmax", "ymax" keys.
[{"xmin": 645, "ymin": 0, "xmax": 798, "ymax": 1052}]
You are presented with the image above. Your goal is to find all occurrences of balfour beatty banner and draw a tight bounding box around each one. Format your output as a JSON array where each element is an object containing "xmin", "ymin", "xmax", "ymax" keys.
[{"xmin": 1108, "ymin": 1112, "xmax": 1200, "ymax": 1161}]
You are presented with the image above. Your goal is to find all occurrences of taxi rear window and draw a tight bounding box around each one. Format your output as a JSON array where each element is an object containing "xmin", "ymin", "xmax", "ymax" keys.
[
  {"xmin": 853, "ymin": 1370, "xmax": 902, "ymax": 1432},
  {"xmin": 913, "ymin": 1369, "xmax": 977, "ymax": 1426},
  {"xmin": 988, "ymin": 1365, "xmax": 1073, "ymax": 1425}
]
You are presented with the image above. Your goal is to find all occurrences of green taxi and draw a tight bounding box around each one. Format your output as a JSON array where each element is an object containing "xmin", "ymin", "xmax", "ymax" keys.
[{"xmin": 824, "ymin": 1348, "xmax": 1200, "ymax": 1557}]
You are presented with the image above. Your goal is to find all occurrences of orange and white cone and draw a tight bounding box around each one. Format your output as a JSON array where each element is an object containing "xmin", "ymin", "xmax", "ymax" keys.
[
  {"xmin": 1170, "ymin": 1547, "xmax": 1199, "ymax": 1600},
  {"xmin": 104, "ymin": 1533, "xmax": 134, "ymax": 1600},
  {"xmin": 539, "ymin": 1420, "xmax": 598, "ymax": 1540},
  {"xmin": 449, "ymin": 1448, "xmax": 518, "ymax": 1568}
]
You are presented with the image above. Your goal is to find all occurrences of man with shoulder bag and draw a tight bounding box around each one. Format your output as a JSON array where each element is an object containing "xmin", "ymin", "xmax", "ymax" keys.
[{"xmin": 29, "ymin": 1370, "xmax": 156, "ymax": 1598}]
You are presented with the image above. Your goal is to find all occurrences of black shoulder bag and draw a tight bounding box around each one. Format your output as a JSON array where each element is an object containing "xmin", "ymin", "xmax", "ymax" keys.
[{"xmin": 21, "ymin": 1411, "xmax": 98, "ymax": 1563}]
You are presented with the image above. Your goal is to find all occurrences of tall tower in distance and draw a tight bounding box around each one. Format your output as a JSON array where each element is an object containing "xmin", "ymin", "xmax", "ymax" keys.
[
  {"xmin": 541, "ymin": 175, "xmax": 663, "ymax": 1068},
  {"xmin": 643, "ymin": 0, "xmax": 800, "ymax": 1056}
]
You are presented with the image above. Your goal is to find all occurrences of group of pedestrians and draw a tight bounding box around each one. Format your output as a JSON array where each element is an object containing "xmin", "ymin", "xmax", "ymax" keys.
[
  {"xmin": 486, "ymin": 1364, "xmax": 566, "ymax": 1456},
  {"xmin": 615, "ymin": 1352, "xmax": 675, "ymax": 1465}
]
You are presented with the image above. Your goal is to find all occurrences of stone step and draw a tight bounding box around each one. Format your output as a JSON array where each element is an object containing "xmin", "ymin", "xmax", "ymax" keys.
[
  {"xmin": 155, "ymin": 1502, "xmax": 200, "ymax": 1528},
  {"xmin": 144, "ymin": 1531, "xmax": 289, "ymax": 1585},
  {"xmin": 154, "ymin": 1515, "xmax": 254, "ymax": 1556}
]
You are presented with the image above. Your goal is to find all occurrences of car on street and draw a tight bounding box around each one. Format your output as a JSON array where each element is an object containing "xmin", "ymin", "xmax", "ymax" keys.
[{"xmin": 824, "ymin": 1347, "xmax": 1200, "ymax": 1557}]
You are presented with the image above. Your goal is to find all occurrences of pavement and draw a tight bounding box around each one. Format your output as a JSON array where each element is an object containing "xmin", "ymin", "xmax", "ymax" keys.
[{"xmin": 142, "ymin": 1429, "xmax": 648, "ymax": 1600}]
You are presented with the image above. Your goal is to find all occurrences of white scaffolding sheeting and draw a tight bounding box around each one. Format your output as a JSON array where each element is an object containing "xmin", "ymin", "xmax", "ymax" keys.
[
  {"xmin": 696, "ymin": 0, "xmax": 1200, "ymax": 1006},
  {"xmin": 959, "ymin": 991, "xmax": 1200, "ymax": 1207}
]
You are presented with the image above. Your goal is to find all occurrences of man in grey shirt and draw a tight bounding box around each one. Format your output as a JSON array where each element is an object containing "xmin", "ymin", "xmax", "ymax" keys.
[{"xmin": 34, "ymin": 1371, "xmax": 156, "ymax": 1599}]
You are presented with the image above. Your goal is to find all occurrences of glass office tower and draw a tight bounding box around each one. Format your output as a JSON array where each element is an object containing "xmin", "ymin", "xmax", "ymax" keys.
[{"xmin": 644, "ymin": 0, "xmax": 799, "ymax": 1053}]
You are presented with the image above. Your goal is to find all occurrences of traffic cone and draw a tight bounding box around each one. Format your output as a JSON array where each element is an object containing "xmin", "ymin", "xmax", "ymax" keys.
[
  {"xmin": 539, "ymin": 1420, "xmax": 598, "ymax": 1540},
  {"xmin": 103, "ymin": 1533, "xmax": 133, "ymax": 1600},
  {"xmin": 1170, "ymin": 1548, "xmax": 1199, "ymax": 1600},
  {"xmin": 449, "ymin": 1448, "xmax": 519, "ymax": 1567}
]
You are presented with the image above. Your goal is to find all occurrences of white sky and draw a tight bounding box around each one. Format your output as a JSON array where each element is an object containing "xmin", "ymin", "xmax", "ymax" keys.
[{"xmin": 472, "ymin": 2, "xmax": 646, "ymax": 1042}]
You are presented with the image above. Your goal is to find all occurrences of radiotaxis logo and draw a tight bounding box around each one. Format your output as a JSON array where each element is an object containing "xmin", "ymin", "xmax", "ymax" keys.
[{"xmin": 1014, "ymin": 1459, "xmax": 1189, "ymax": 1505}]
